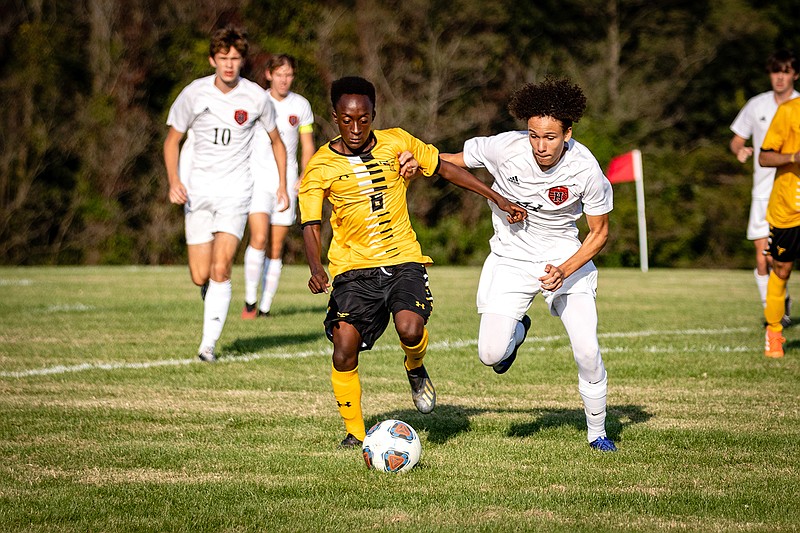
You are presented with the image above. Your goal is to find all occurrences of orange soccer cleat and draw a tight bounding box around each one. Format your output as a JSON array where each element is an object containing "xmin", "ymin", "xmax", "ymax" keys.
[{"xmin": 764, "ymin": 328, "xmax": 786, "ymax": 358}]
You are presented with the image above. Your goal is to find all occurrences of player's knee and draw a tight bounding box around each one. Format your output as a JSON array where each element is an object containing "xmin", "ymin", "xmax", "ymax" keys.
[
  {"xmin": 249, "ymin": 235, "xmax": 267, "ymax": 250},
  {"xmin": 394, "ymin": 312, "xmax": 424, "ymax": 347},
  {"xmin": 477, "ymin": 337, "xmax": 507, "ymax": 366},
  {"xmin": 397, "ymin": 327, "xmax": 423, "ymax": 348},
  {"xmin": 574, "ymin": 346, "xmax": 604, "ymax": 382},
  {"xmin": 332, "ymin": 351, "xmax": 358, "ymax": 372},
  {"xmin": 209, "ymin": 263, "xmax": 232, "ymax": 282},
  {"xmin": 190, "ymin": 271, "xmax": 208, "ymax": 287}
]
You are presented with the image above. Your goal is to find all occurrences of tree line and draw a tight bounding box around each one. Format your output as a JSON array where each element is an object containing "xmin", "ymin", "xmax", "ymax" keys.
[{"xmin": 1, "ymin": 0, "xmax": 798, "ymax": 268}]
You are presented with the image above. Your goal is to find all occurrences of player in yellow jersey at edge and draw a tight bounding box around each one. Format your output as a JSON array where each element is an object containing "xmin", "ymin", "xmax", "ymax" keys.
[
  {"xmin": 299, "ymin": 76, "xmax": 527, "ymax": 448},
  {"xmin": 760, "ymin": 71, "xmax": 800, "ymax": 358}
]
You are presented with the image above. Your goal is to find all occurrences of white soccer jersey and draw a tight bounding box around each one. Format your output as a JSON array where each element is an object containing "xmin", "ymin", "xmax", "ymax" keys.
[
  {"xmin": 463, "ymin": 132, "xmax": 613, "ymax": 263},
  {"xmin": 167, "ymin": 75, "xmax": 277, "ymax": 199},
  {"xmin": 730, "ymin": 90, "xmax": 800, "ymax": 199},
  {"xmin": 251, "ymin": 90, "xmax": 315, "ymax": 190}
]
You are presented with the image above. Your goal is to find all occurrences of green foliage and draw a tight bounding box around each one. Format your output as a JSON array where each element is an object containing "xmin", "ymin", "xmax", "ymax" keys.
[
  {"xmin": 0, "ymin": 1, "xmax": 797, "ymax": 267},
  {"xmin": 414, "ymin": 213, "xmax": 493, "ymax": 267}
]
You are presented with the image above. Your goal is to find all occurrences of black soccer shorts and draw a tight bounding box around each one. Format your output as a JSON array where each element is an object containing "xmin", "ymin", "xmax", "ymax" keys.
[
  {"xmin": 324, "ymin": 262, "xmax": 434, "ymax": 350},
  {"xmin": 768, "ymin": 224, "xmax": 800, "ymax": 263}
]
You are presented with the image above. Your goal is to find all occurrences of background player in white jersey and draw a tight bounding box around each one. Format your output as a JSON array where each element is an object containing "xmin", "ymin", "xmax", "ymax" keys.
[
  {"xmin": 442, "ymin": 77, "xmax": 617, "ymax": 451},
  {"xmin": 163, "ymin": 26, "xmax": 287, "ymax": 362},
  {"xmin": 242, "ymin": 54, "xmax": 316, "ymax": 319},
  {"xmin": 730, "ymin": 49, "xmax": 799, "ymax": 324}
]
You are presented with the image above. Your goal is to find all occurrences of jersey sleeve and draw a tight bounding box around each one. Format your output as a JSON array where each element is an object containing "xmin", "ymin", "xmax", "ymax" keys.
[
  {"xmin": 730, "ymin": 98, "xmax": 755, "ymax": 139},
  {"xmin": 394, "ymin": 129, "xmax": 440, "ymax": 176},
  {"xmin": 462, "ymin": 136, "xmax": 493, "ymax": 170},
  {"xmin": 166, "ymin": 86, "xmax": 194, "ymax": 133},
  {"xmin": 762, "ymin": 104, "xmax": 790, "ymax": 153},
  {"xmin": 298, "ymin": 96, "xmax": 315, "ymax": 133},
  {"xmin": 298, "ymin": 159, "xmax": 325, "ymax": 226},
  {"xmin": 258, "ymin": 96, "xmax": 277, "ymax": 133},
  {"xmin": 582, "ymin": 164, "xmax": 614, "ymax": 216}
]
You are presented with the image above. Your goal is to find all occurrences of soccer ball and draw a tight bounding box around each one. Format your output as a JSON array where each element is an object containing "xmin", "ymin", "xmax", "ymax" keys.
[{"xmin": 361, "ymin": 419, "xmax": 422, "ymax": 473}]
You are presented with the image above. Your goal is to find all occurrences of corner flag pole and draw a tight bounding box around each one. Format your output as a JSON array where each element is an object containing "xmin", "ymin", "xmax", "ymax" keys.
[
  {"xmin": 606, "ymin": 149, "xmax": 648, "ymax": 272},
  {"xmin": 632, "ymin": 149, "xmax": 648, "ymax": 272}
]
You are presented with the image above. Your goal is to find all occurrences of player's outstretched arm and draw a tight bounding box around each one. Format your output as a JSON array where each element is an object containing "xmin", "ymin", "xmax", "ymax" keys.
[
  {"xmin": 302, "ymin": 223, "xmax": 330, "ymax": 294},
  {"xmin": 760, "ymin": 149, "xmax": 800, "ymax": 168},
  {"xmin": 437, "ymin": 159, "xmax": 527, "ymax": 224},
  {"xmin": 440, "ymin": 152, "xmax": 466, "ymax": 168}
]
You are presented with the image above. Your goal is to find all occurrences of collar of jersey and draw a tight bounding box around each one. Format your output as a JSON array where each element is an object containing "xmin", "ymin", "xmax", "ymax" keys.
[{"xmin": 328, "ymin": 132, "xmax": 377, "ymax": 156}]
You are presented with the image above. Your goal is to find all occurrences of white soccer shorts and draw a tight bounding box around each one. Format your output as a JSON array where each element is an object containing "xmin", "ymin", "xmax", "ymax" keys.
[
  {"xmin": 476, "ymin": 252, "xmax": 598, "ymax": 319},
  {"xmin": 184, "ymin": 195, "xmax": 250, "ymax": 245},
  {"xmin": 249, "ymin": 170, "xmax": 277, "ymax": 216},
  {"xmin": 250, "ymin": 157, "xmax": 299, "ymax": 225},
  {"xmin": 747, "ymin": 197, "xmax": 770, "ymax": 241}
]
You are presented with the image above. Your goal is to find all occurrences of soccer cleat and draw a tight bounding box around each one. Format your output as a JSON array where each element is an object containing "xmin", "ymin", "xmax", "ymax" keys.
[
  {"xmin": 241, "ymin": 302, "xmax": 257, "ymax": 320},
  {"xmin": 406, "ymin": 362, "xmax": 436, "ymax": 414},
  {"xmin": 493, "ymin": 314, "xmax": 532, "ymax": 374},
  {"xmin": 257, "ymin": 310, "xmax": 271, "ymax": 318},
  {"xmin": 589, "ymin": 436, "xmax": 617, "ymax": 452},
  {"xmin": 765, "ymin": 328, "xmax": 785, "ymax": 358},
  {"xmin": 198, "ymin": 346, "xmax": 217, "ymax": 363},
  {"xmin": 339, "ymin": 433, "xmax": 363, "ymax": 449},
  {"xmin": 782, "ymin": 296, "xmax": 793, "ymax": 327},
  {"xmin": 200, "ymin": 281, "xmax": 209, "ymax": 301}
]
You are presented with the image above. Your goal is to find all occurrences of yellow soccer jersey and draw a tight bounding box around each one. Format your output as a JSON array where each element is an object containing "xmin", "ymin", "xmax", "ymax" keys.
[
  {"xmin": 763, "ymin": 98, "xmax": 800, "ymax": 228},
  {"xmin": 299, "ymin": 128, "xmax": 441, "ymax": 278}
]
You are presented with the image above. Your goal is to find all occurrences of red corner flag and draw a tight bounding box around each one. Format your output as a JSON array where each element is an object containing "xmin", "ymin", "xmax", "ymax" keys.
[
  {"xmin": 606, "ymin": 150, "xmax": 642, "ymax": 184},
  {"xmin": 606, "ymin": 149, "xmax": 648, "ymax": 272}
]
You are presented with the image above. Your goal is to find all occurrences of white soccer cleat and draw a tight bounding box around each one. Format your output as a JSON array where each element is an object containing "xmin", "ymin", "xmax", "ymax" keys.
[{"xmin": 198, "ymin": 346, "xmax": 217, "ymax": 363}]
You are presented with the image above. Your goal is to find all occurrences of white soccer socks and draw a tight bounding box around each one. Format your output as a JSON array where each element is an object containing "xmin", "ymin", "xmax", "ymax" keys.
[
  {"xmin": 754, "ymin": 269, "xmax": 769, "ymax": 308},
  {"xmin": 244, "ymin": 246, "xmax": 266, "ymax": 306},
  {"xmin": 200, "ymin": 279, "xmax": 232, "ymax": 351},
  {"xmin": 259, "ymin": 258, "xmax": 283, "ymax": 314},
  {"xmin": 578, "ymin": 372, "xmax": 608, "ymax": 443}
]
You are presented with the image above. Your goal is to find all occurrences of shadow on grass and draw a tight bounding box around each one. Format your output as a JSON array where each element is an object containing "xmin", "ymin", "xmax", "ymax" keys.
[
  {"xmin": 263, "ymin": 304, "xmax": 328, "ymax": 317},
  {"xmin": 507, "ymin": 404, "xmax": 651, "ymax": 442},
  {"xmin": 783, "ymin": 338, "xmax": 800, "ymax": 353},
  {"xmin": 222, "ymin": 332, "xmax": 325, "ymax": 355},
  {"xmin": 366, "ymin": 403, "xmax": 651, "ymax": 445}
]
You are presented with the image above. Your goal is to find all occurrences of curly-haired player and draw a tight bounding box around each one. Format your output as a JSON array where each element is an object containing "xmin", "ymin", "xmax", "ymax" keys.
[{"xmin": 442, "ymin": 77, "xmax": 617, "ymax": 451}]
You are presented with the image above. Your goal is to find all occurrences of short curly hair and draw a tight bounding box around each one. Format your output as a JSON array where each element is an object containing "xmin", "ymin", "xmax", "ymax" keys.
[
  {"xmin": 331, "ymin": 76, "xmax": 376, "ymax": 110},
  {"xmin": 508, "ymin": 77, "xmax": 587, "ymax": 130}
]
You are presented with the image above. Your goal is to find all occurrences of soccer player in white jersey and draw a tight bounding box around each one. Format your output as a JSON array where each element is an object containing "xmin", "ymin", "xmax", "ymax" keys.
[
  {"xmin": 730, "ymin": 49, "xmax": 799, "ymax": 325},
  {"xmin": 163, "ymin": 26, "xmax": 288, "ymax": 362},
  {"xmin": 242, "ymin": 54, "xmax": 316, "ymax": 319},
  {"xmin": 442, "ymin": 77, "xmax": 617, "ymax": 451}
]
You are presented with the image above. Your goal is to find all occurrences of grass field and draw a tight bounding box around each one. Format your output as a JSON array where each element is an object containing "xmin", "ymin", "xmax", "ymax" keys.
[{"xmin": 1, "ymin": 265, "xmax": 799, "ymax": 532}]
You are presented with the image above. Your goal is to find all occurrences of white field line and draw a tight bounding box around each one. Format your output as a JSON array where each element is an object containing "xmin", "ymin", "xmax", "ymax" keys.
[{"xmin": 1, "ymin": 326, "xmax": 752, "ymax": 379}]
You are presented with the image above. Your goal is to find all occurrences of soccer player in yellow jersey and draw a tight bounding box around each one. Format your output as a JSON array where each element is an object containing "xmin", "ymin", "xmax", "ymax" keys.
[
  {"xmin": 299, "ymin": 76, "xmax": 527, "ymax": 447},
  {"xmin": 759, "ymin": 95, "xmax": 800, "ymax": 357}
]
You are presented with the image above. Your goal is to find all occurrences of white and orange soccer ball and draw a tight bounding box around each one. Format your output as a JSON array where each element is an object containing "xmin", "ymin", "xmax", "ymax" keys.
[{"xmin": 361, "ymin": 419, "xmax": 422, "ymax": 473}]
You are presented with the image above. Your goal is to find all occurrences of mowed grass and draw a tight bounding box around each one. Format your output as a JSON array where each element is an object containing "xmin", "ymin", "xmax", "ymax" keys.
[{"xmin": 1, "ymin": 265, "xmax": 799, "ymax": 532}]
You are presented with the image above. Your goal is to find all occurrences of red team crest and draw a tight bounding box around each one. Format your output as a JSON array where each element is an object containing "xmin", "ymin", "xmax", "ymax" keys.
[
  {"xmin": 288, "ymin": 115, "xmax": 299, "ymax": 127},
  {"xmin": 548, "ymin": 186, "xmax": 569, "ymax": 205},
  {"xmin": 234, "ymin": 109, "xmax": 248, "ymax": 125}
]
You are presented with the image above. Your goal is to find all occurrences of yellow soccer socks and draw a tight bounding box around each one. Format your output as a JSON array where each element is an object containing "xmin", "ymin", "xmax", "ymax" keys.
[
  {"xmin": 330, "ymin": 365, "xmax": 365, "ymax": 441},
  {"xmin": 765, "ymin": 272, "xmax": 787, "ymax": 332},
  {"xmin": 402, "ymin": 328, "xmax": 429, "ymax": 371}
]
